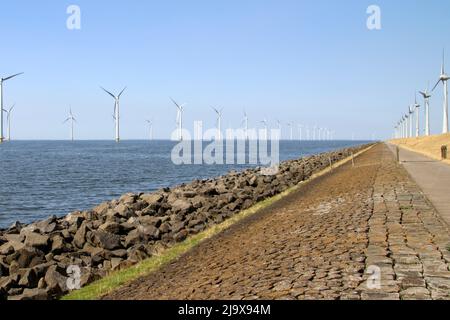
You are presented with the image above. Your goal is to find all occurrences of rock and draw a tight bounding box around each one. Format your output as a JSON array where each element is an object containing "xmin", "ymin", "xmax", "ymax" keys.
[
  {"xmin": 51, "ymin": 235, "xmax": 66, "ymax": 254},
  {"xmin": 7, "ymin": 247, "xmax": 45, "ymax": 269},
  {"xmin": 140, "ymin": 193, "xmax": 164, "ymax": 205},
  {"xmin": 170, "ymin": 199, "xmax": 194, "ymax": 214},
  {"xmin": 37, "ymin": 277, "xmax": 46, "ymax": 289},
  {"xmin": 248, "ymin": 175, "xmax": 258, "ymax": 187},
  {"xmin": 137, "ymin": 225, "xmax": 160, "ymax": 240},
  {"xmin": 44, "ymin": 265, "xmax": 68, "ymax": 295},
  {"xmin": 99, "ymin": 222, "xmax": 121, "ymax": 234},
  {"xmin": 64, "ymin": 211, "xmax": 85, "ymax": 227},
  {"xmin": 18, "ymin": 268, "xmax": 39, "ymax": 287},
  {"xmin": 127, "ymin": 245, "xmax": 148, "ymax": 263},
  {"xmin": 171, "ymin": 221, "xmax": 186, "ymax": 233},
  {"xmin": 173, "ymin": 230, "xmax": 188, "ymax": 242},
  {"xmin": 73, "ymin": 222, "xmax": 88, "ymax": 249},
  {"xmin": 119, "ymin": 193, "xmax": 137, "ymax": 204},
  {"xmin": 0, "ymin": 276, "xmax": 17, "ymax": 292},
  {"xmin": 92, "ymin": 202, "xmax": 110, "ymax": 215},
  {"xmin": 35, "ymin": 216, "xmax": 57, "ymax": 233},
  {"xmin": 0, "ymin": 241, "xmax": 25, "ymax": 254},
  {"xmin": 124, "ymin": 229, "xmax": 141, "ymax": 248},
  {"xmin": 110, "ymin": 257, "xmax": 123, "ymax": 270},
  {"xmin": 24, "ymin": 232, "xmax": 49, "ymax": 249},
  {"xmin": 115, "ymin": 203, "xmax": 132, "ymax": 218},
  {"xmin": 111, "ymin": 249, "xmax": 128, "ymax": 258},
  {"xmin": 10, "ymin": 288, "xmax": 48, "ymax": 300},
  {"xmin": 159, "ymin": 222, "xmax": 171, "ymax": 234},
  {"xmin": 92, "ymin": 230, "xmax": 122, "ymax": 250}
]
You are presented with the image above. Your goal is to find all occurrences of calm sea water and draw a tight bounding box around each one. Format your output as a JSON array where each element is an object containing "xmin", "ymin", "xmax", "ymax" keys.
[{"xmin": 0, "ymin": 140, "xmax": 369, "ymax": 229}]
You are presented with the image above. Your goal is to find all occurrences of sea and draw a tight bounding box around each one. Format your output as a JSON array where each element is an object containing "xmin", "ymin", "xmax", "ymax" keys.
[{"xmin": 0, "ymin": 140, "xmax": 370, "ymax": 229}]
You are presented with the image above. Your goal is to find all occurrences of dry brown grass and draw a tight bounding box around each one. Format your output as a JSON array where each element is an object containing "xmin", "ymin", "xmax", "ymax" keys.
[{"xmin": 390, "ymin": 133, "xmax": 450, "ymax": 165}]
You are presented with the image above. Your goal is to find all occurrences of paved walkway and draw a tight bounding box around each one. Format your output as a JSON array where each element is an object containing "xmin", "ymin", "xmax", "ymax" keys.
[
  {"xmin": 104, "ymin": 144, "xmax": 450, "ymax": 300},
  {"xmin": 388, "ymin": 144, "xmax": 450, "ymax": 227}
]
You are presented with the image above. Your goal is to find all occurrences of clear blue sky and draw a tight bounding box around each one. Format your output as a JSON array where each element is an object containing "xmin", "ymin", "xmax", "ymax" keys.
[{"xmin": 1, "ymin": 0, "xmax": 450, "ymax": 140}]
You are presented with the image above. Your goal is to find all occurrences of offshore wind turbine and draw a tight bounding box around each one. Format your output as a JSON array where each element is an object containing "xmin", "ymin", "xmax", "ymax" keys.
[
  {"xmin": 419, "ymin": 84, "xmax": 432, "ymax": 136},
  {"xmin": 286, "ymin": 122, "xmax": 293, "ymax": 140},
  {"xmin": 171, "ymin": 98, "xmax": 186, "ymax": 141},
  {"xmin": 211, "ymin": 107, "xmax": 224, "ymax": 140},
  {"xmin": 242, "ymin": 110, "xmax": 249, "ymax": 140},
  {"xmin": 298, "ymin": 124, "xmax": 303, "ymax": 141},
  {"xmin": 3, "ymin": 104, "xmax": 15, "ymax": 141},
  {"xmin": 101, "ymin": 86, "xmax": 126, "ymax": 142},
  {"xmin": 63, "ymin": 108, "xmax": 76, "ymax": 141},
  {"xmin": 432, "ymin": 49, "xmax": 450, "ymax": 133},
  {"xmin": 146, "ymin": 119, "xmax": 153, "ymax": 140},
  {"xmin": 0, "ymin": 72, "xmax": 23, "ymax": 143},
  {"xmin": 260, "ymin": 119, "xmax": 269, "ymax": 140}
]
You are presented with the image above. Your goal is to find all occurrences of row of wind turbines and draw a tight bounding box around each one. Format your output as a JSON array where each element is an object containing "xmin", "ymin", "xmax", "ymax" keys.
[
  {"xmin": 0, "ymin": 73, "xmax": 333, "ymax": 142},
  {"xmin": 394, "ymin": 50, "xmax": 449, "ymax": 139}
]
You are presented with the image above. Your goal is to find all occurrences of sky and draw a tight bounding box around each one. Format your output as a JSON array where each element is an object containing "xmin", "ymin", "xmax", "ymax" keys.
[{"xmin": 1, "ymin": 0, "xmax": 450, "ymax": 140}]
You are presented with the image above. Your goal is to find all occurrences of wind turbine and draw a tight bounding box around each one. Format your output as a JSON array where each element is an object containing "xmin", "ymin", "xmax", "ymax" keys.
[
  {"xmin": 260, "ymin": 119, "xmax": 269, "ymax": 140},
  {"xmin": 101, "ymin": 86, "xmax": 126, "ymax": 142},
  {"xmin": 298, "ymin": 124, "xmax": 303, "ymax": 141},
  {"xmin": 413, "ymin": 93, "xmax": 420, "ymax": 137},
  {"xmin": 276, "ymin": 119, "xmax": 282, "ymax": 138},
  {"xmin": 146, "ymin": 119, "xmax": 153, "ymax": 140},
  {"xmin": 2, "ymin": 104, "xmax": 15, "ymax": 141},
  {"xmin": 63, "ymin": 108, "xmax": 76, "ymax": 141},
  {"xmin": 211, "ymin": 106, "xmax": 224, "ymax": 140},
  {"xmin": 409, "ymin": 106, "xmax": 415, "ymax": 138},
  {"xmin": 171, "ymin": 98, "xmax": 185, "ymax": 141},
  {"xmin": 0, "ymin": 73, "xmax": 23, "ymax": 143},
  {"xmin": 419, "ymin": 84, "xmax": 432, "ymax": 136},
  {"xmin": 432, "ymin": 49, "xmax": 450, "ymax": 133},
  {"xmin": 242, "ymin": 110, "xmax": 249, "ymax": 140},
  {"xmin": 286, "ymin": 122, "xmax": 294, "ymax": 140}
]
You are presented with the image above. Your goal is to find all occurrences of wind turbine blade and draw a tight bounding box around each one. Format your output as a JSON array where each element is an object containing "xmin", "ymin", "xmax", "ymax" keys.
[
  {"xmin": 100, "ymin": 86, "xmax": 116, "ymax": 99},
  {"xmin": 63, "ymin": 118, "xmax": 70, "ymax": 124},
  {"xmin": 432, "ymin": 79, "xmax": 441, "ymax": 92},
  {"xmin": 118, "ymin": 87, "xmax": 127, "ymax": 98},
  {"xmin": 9, "ymin": 104, "xmax": 15, "ymax": 113},
  {"xmin": 3, "ymin": 72, "xmax": 24, "ymax": 81},
  {"xmin": 442, "ymin": 48, "xmax": 445, "ymax": 74},
  {"xmin": 170, "ymin": 98, "xmax": 184, "ymax": 111}
]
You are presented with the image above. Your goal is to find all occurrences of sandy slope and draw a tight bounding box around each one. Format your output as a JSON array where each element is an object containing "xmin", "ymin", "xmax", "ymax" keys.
[{"xmin": 390, "ymin": 133, "xmax": 450, "ymax": 165}]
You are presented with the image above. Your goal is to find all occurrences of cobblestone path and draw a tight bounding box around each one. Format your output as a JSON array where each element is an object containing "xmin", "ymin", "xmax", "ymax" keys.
[{"xmin": 104, "ymin": 144, "xmax": 450, "ymax": 300}]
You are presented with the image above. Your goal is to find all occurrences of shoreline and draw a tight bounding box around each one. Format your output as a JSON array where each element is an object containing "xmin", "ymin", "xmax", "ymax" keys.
[{"xmin": 0, "ymin": 143, "xmax": 372, "ymax": 300}]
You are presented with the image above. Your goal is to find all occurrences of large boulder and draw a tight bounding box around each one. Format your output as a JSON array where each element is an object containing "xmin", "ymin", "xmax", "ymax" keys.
[
  {"xmin": 91, "ymin": 230, "xmax": 122, "ymax": 250},
  {"xmin": 25, "ymin": 232, "xmax": 49, "ymax": 249},
  {"xmin": 6, "ymin": 247, "xmax": 45, "ymax": 269},
  {"xmin": 99, "ymin": 222, "xmax": 121, "ymax": 234},
  {"xmin": 170, "ymin": 199, "xmax": 194, "ymax": 214},
  {"xmin": 44, "ymin": 265, "xmax": 68, "ymax": 295},
  {"xmin": 73, "ymin": 222, "xmax": 89, "ymax": 249}
]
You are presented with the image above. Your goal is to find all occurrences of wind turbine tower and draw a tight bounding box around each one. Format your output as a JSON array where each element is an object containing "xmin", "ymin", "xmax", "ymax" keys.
[
  {"xmin": 413, "ymin": 94, "xmax": 420, "ymax": 137},
  {"xmin": 432, "ymin": 49, "xmax": 450, "ymax": 133},
  {"xmin": 171, "ymin": 98, "xmax": 186, "ymax": 141},
  {"xmin": 212, "ymin": 107, "xmax": 224, "ymax": 140},
  {"xmin": 101, "ymin": 86, "xmax": 126, "ymax": 142},
  {"xmin": 419, "ymin": 84, "xmax": 432, "ymax": 136},
  {"xmin": 3, "ymin": 104, "xmax": 15, "ymax": 141},
  {"xmin": 63, "ymin": 108, "xmax": 77, "ymax": 141},
  {"xmin": 146, "ymin": 120, "xmax": 153, "ymax": 140}
]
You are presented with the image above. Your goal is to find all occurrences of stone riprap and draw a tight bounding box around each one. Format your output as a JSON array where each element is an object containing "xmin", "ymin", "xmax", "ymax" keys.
[{"xmin": 0, "ymin": 144, "xmax": 371, "ymax": 300}]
